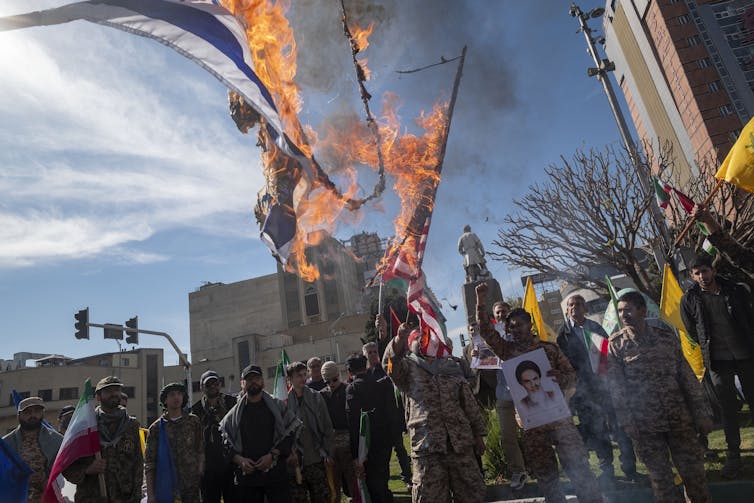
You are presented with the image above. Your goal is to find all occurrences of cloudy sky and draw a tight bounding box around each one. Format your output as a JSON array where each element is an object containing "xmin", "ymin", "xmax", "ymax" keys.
[{"xmin": 0, "ymin": 0, "xmax": 623, "ymax": 364}]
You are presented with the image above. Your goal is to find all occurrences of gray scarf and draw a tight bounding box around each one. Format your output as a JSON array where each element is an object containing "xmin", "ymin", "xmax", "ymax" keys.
[{"xmin": 96, "ymin": 405, "xmax": 129, "ymax": 448}]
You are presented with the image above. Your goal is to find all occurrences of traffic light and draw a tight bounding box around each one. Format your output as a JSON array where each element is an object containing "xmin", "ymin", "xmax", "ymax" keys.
[
  {"xmin": 104, "ymin": 324, "xmax": 123, "ymax": 340},
  {"xmin": 125, "ymin": 316, "xmax": 139, "ymax": 345},
  {"xmin": 74, "ymin": 308, "xmax": 89, "ymax": 339}
]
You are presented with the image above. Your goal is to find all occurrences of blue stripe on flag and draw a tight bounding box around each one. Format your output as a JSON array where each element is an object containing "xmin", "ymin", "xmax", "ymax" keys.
[{"xmin": 89, "ymin": 0, "xmax": 278, "ymax": 113}]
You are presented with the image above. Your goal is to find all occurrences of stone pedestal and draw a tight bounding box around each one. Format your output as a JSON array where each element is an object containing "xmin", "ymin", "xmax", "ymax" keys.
[{"xmin": 462, "ymin": 277, "xmax": 503, "ymax": 326}]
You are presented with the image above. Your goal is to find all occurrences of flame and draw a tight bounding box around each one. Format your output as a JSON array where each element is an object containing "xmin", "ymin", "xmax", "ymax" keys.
[{"xmin": 221, "ymin": 1, "xmax": 448, "ymax": 282}]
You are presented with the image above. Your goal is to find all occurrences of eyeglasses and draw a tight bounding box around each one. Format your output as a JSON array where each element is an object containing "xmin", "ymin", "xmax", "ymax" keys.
[{"xmin": 204, "ymin": 381, "xmax": 220, "ymax": 387}]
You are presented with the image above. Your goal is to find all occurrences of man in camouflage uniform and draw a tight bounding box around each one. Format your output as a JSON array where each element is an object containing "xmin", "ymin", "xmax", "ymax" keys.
[
  {"xmin": 191, "ymin": 370, "xmax": 238, "ymax": 503},
  {"xmin": 63, "ymin": 376, "xmax": 143, "ymax": 503},
  {"xmin": 383, "ymin": 320, "xmax": 487, "ymax": 503},
  {"xmin": 3, "ymin": 396, "xmax": 63, "ymax": 503},
  {"xmin": 287, "ymin": 361, "xmax": 334, "ymax": 503},
  {"xmin": 145, "ymin": 383, "xmax": 204, "ymax": 503},
  {"xmin": 475, "ymin": 283, "xmax": 602, "ymax": 503},
  {"xmin": 610, "ymin": 291, "xmax": 713, "ymax": 503},
  {"xmin": 319, "ymin": 361, "xmax": 356, "ymax": 503}
]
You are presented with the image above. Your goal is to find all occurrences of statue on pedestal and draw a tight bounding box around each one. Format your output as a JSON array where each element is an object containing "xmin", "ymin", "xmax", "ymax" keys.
[{"xmin": 458, "ymin": 225, "xmax": 489, "ymax": 283}]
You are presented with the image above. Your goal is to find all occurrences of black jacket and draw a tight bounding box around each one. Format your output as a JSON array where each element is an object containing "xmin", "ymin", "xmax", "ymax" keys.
[
  {"xmin": 191, "ymin": 393, "xmax": 237, "ymax": 474},
  {"xmin": 345, "ymin": 372, "xmax": 399, "ymax": 459},
  {"xmin": 680, "ymin": 277, "xmax": 754, "ymax": 371}
]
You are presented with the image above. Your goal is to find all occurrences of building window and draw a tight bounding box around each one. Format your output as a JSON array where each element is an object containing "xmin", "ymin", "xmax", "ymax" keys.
[
  {"xmin": 37, "ymin": 389, "xmax": 53, "ymax": 402},
  {"xmin": 709, "ymin": 81, "xmax": 720, "ymax": 92},
  {"xmin": 268, "ymin": 366, "xmax": 277, "ymax": 378},
  {"xmin": 120, "ymin": 357, "xmax": 130, "ymax": 366},
  {"xmin": 719, "ymin": 105, "xmax": 734, "ymax": 116},
  {"xmin": 687, "ymin": 36, "xmax": 701, "ymax": 46},
  {"xmin": 59, "ymin": 387, "xmax": 79, "ymax": 400},
  {"xmin": 304, "ymin": 285, "xmax": 320, "ymax": 318},
  {"xmin": 678, "ymin": 14, "xmax": 690, "ymax": 24},
  {"xmin": 698, "ymin": 58, "xmax": 711, "ymax": 69},
  {"xmin": 238, "ymin": 341, "xmax": 251, "ymax": 374}
]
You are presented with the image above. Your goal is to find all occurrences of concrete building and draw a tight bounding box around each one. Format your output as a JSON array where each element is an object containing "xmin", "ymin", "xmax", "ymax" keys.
[
  {"xmin": 188, "ymin": 232, "xmax": 381, "ymax": 393},
  {"xmin": 602, "ymin": 0, "xmax": 754, "ymax": 180},
  {"xmin": 0, "ymin": 348, "xmax": 165, "ymax": 434}
]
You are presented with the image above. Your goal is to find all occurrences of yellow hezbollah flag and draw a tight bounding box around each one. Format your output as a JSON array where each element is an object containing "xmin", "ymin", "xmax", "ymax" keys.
[
  {"xmin": 659, "ymin": 264, "xmax": 705, "ymax": 380},
  {"xmin": 523, "ymin": 277, "xmax": 556, "ymax": 342},
  {"xmin": 715, "ymin": 116, "xmax": 754, "ymax": 193}
]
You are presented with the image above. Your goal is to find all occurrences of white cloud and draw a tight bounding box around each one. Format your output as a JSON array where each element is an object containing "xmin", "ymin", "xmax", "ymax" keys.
[{"xmin": 0, "ymin": 11, "xmax": 267, "ymax": 268}]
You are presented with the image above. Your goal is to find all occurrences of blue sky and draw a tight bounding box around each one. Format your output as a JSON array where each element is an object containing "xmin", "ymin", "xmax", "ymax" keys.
[{"xmin": 0, "ymin": 0, "xmax": 623, "ymax": 364}]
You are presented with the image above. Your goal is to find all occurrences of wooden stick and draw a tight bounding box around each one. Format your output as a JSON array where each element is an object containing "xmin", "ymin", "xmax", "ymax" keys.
[
  {"xmin": 673, "ymin": 179, "xmax": 725, "ymax": 246},
  {"xmin": 95, "ymin": 451, "xmax": 107, "ymax": 498}
]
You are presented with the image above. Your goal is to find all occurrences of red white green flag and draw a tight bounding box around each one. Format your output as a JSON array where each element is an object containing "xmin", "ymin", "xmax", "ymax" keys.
[{"xmin": 43, "ymin": 380, "xmax": 99, "ymax": 503}]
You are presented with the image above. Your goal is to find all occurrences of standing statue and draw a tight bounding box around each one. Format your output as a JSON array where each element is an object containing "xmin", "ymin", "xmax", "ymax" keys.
[{"xmin": 458, "ymin": 225, "xmax": 489, "ymax": 283}]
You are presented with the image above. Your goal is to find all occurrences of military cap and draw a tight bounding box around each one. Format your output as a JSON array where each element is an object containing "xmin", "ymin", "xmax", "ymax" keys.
[
  {"xmin": 95, "ymin": 376, "xmax": 124, "ymax": 393},
  {"xmin": 58, "ymin": 405, "xmax": 76, "ymax": 418},
  {"xmin": 18, "ymin": 397, "xmax": 45, "ymax": 412},
  {"xmin": 241, "ymin": 364, "xmax": 263, "ymax": 379},
  {"xmin": 200, "ymin": 370, "xmax": 221, "ymax": 385}
]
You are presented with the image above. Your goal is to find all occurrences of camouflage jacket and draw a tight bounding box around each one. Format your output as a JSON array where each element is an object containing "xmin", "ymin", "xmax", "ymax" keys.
[
  {"xmin": 607, "ymin": 323, "xmax": 712, "ymax": 433},
  {"xmin": 145, "ymin": 412, "xmax": 204, "ymax": 500},
  {"xmin": 63, "ymin": 412, "xmax": 143, "ymax": 503},
  {"xmin": 384, "ymin": 338, "xmax": 486, "ymax": 457},
  {"xmin": 476, "ymin": 303, "xmax": 577, "ymax": 395}
]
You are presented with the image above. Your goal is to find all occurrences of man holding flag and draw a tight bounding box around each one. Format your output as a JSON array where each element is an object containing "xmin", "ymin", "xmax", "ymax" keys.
[
  {"xmin": 383, "ymin": 320, "xmax": 487, "ymax": 503},
  {"xmin": 3, "ymin": 397, "xmax": 63, "ymax": 502},
  {"xmin": 145, "ymin": 383, "xmax": 204, "ymax": 503},
  {"xmin": 556, "ymin": 294, "xmax": 640, "ymax": 487},
  {"xmin": 60, "ymin": 376, "xmax": 143, "ymax": 502}
]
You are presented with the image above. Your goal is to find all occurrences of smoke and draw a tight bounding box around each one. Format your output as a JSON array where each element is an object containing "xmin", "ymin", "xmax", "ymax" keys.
[{"xmin": 288, "ymin": 0, "xmax": 522, "ymax": 225}]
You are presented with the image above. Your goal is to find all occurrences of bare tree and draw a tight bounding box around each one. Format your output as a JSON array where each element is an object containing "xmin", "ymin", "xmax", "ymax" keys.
[
  {"xmin": 491, "ymin": 142, "xmax": 754, "ymax": 300},
  {"xmin": 490, "ymin": 145, "xmax": 659, "ymax": 297}
]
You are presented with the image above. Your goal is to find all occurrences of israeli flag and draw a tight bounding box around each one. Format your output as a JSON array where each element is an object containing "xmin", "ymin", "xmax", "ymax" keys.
[{"xmin": 0, "ymin": 0, "xmax": 307, "ymax": 261}]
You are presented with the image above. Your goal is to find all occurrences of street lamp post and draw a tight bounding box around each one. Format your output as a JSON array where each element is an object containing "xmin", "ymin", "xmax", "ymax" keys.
[{"xmin": 569, "ymin": 3, "xmax": 678, "ymax": 272}]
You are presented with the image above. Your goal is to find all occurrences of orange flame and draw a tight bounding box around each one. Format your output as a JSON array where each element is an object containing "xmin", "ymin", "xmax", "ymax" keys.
[{"xmin": 221, "ymin": 1, "xmax": 448, "ymax": 282}]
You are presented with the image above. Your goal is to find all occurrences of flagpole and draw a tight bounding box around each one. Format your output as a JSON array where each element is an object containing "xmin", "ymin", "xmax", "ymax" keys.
[
  {"xmin": 673, "ymin": 179, "xmax": 725, "ymax": 246},
  {"xmin": 95, "ymin": 452, "xmax": 107, "ymax": 497}
]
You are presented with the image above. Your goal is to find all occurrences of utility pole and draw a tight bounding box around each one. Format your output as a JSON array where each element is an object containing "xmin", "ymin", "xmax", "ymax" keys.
[
  {"xmin": 569, "ymin": 4, "xmax": 678, "ymax": 272},
  {"xmin": 79, "ymin": 315, "xmax": 193, "ymax": 405}
]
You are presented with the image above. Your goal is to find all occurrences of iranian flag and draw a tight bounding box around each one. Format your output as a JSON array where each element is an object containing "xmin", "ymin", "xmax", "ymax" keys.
[
  {"xmin": 582, "ymin": 326, "xmax": 609, "ymax": 376},
  {"xmin": 653, "ymin": 177, "xmax": 671, "ymax": 209},
  {"xmin": 353, "ymin": 411, "xmax": 372, "ymax": 503},
  {"xmin": 42, "ymin": 379, "xmax": 99, "ymax": 503},
  {"xmin": 272, "ymin": 349, "xmax": 291, "ymax": 401}
]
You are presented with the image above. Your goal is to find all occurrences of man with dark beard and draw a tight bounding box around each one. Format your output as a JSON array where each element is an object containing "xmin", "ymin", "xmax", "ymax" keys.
[
  {"xmin": 191, "ymin": 370, "xmax": 238, "ymax": 503},
  {"xmin": 3, "ymin": 397, "xmax": 63, "ymax": 502},
  {"xmin": 63, "ymin": 376, "xmax": 143, "ymax": 502},
  {"xmin": 220, "ymin": 365, "xmax": 301, "ymax": 503}
]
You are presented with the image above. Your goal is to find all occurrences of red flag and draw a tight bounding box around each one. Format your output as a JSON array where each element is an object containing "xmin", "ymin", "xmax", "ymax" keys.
[
  {"xmin": 389, "ymin": 306, "xmax": 402, "ymax": 339},
  {"xmin": 671, "ymin": 188, "xmax": 696, "ymax": 214}
]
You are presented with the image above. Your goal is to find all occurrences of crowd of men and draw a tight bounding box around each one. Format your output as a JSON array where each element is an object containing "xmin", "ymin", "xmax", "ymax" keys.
[{"xmin": 4, "ymin": 248, "xmax": 753, "ymax": 503}]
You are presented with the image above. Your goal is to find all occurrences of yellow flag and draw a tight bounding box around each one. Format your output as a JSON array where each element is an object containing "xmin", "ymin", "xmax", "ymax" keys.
[
  {"xmin": 715, "ymin": 116, "xmax": 754, "ymax": 193},
  {"xmin": 523, "ymin": 277, "xmax": 556, "ymax": 342},
  {"xmin": 659, "ymin": 264, "xmax": 705, "ymax": 380}
]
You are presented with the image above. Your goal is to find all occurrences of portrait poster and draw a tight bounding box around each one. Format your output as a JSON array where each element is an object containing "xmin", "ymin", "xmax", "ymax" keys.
[
  {"xmin": 501, "ymin": 348, "xmax": 570, "ymax": 429},
  {"xmin": 471, "ymin": 322, "xmax": 505, "ymax": 369}
]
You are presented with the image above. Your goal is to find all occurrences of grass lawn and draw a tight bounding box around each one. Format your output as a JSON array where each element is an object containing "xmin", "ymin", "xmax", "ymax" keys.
[{"xmin": 372, "ymin": 408, "xmax": 754, "ymax": 502}]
